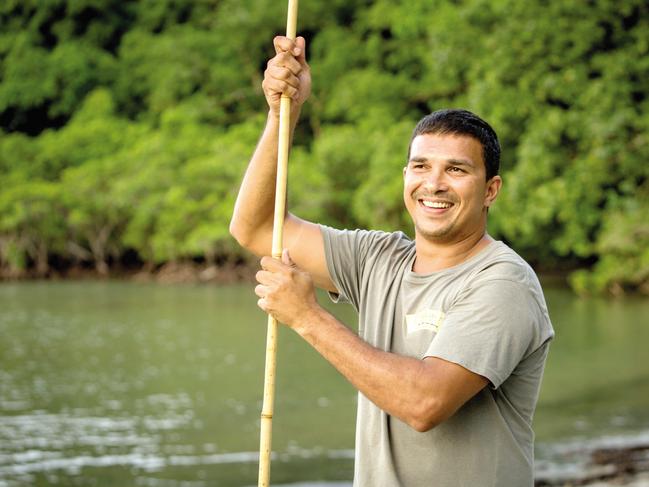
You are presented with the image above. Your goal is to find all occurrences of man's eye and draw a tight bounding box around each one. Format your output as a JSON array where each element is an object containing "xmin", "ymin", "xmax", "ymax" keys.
[{"xmin": 449, "ymin": 166, "xmax": 463, "ymax": 173}]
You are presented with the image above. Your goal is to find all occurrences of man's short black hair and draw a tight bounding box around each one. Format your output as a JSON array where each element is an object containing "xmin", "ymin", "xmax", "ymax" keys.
[{"xmin": 407, "ymin": 109, "xmax": 501, "ymax": 181}]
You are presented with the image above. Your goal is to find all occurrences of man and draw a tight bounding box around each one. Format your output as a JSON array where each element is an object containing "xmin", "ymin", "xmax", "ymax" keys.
[{"xmin": 230, "ymin": 36, "xmax": 554, "ymax": 486}]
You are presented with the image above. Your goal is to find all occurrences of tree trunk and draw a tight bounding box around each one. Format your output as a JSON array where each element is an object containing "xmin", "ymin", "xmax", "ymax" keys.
[
  {"xmin": 35, "ymin": 241, "xmax": 49, "ymax": 276},
  {"xmin": 88, "ymin": 225, "xmax": 113, "ymax": 277}
]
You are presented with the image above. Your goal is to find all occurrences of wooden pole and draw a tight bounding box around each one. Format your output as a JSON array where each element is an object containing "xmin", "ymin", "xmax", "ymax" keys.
[{"xmin": 258, "ymin": 1, "xmax": 299, "ymax": 486}]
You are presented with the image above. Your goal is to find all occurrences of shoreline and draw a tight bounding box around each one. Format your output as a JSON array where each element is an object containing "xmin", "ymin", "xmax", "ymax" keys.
[
  {"xmin": 0, "ymin": 261, "xmax": 259, "ymax": 285},
  {"xmin": 539, "ymin": 472, "xmax": 649, "ymax": 487},
  {"xmin": 535, "ymin": 433, "xmax": 649, "ymax": 486},
  {"xmin": 1, "ymin": 262, "xmax": 572, "ymax": 287}
]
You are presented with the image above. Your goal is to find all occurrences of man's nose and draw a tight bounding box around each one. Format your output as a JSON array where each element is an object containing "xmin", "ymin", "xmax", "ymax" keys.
[{"xmin": 421, "ymin": 167, "xmax": 449, "ymax": 192}]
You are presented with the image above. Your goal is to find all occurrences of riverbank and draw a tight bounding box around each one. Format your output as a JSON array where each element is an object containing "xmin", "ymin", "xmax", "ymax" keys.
[
  {"xmin": 1, "ymin": 261, "xmax": 576, "ymax": 289},
  {"xmin": 536, "ymin": 433, "xmax": 649, "ymax": 487},
  {"xmin": 542, "ymin": 472, "xmax": 649, "ymax": 486},
  {"xmin": 581, "ymin": 473, "xmax": 649, "ymax": 486},
  {"xmin": 0, "ymin": 260, "xmax": 259, "ymax": 285}
]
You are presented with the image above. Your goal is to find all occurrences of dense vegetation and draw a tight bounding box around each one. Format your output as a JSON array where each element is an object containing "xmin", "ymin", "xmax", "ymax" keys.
[{"xmin": 1, "ymin": 0, "xmax": 648, "ymax": 294}]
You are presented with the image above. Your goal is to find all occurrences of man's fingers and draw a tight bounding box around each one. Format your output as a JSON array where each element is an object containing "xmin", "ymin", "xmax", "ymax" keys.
[
  {"xmin": 259, "ymin": 255, "xmax": 298, "ymax": 277},
  {"xmin": 294, "ymin": 36, "xmax": 307, "ymax": 66},
  {"xmin": 255, "ymin": 269, "xmax": 277, "ymax": 285},
  {"xmin": 260, "ymin": 255, "xmax": 285, "ymax": 271},
  {"xmin": 265, "ymin": 64, "xmax": 300, "ymax": 89},
  {"xmin": 262, "ymin": 78, "xmax": 298, "ymax": 100},
  {"xmin": 265, "ymin": 37, "xmax": 309, "ymax": 109},
  {"xmin": 268, "ymin": 51, "xmax": 302, "ymax": 76},
  {"xmin": 282, "ymin": 249, "xmax": 295, "ymax": 267},
  {"xmin": 273, "ymin": 35, "xmax": 301, "ymax": 56},
  {"xmin": 254, "ymin": 284, "xmax": 268, "ymax": 298}
]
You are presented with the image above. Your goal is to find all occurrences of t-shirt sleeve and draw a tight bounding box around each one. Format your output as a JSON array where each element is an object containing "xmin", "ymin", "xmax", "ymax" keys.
[
  {"xmin": 319, "ymin": 225, "xmax": 369, "ymax": 309},
  {"xmin": 319, "ymin": 225, "xmax": 403, "ymax": 311},
  {"xmin": 424, "ymin": 278, "xmax": 548, "ymax": 389}
]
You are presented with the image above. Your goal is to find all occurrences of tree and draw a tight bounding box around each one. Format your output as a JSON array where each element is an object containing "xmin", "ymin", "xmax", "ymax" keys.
[{"xmin": 0, "ymin": 0, "xmax": 647, "ymax": 293}]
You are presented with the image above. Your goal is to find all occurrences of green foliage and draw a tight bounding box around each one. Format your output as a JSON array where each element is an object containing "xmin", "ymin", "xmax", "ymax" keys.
[
  {"xmin": 0, "ymin": 0, "xmax": 647, "ymax": 293},
  {"xmin": 0, "ymin": 180, "xmax": 66, "ymax": 275},
  {"xmin": 0, "ymin": 0, "xmax": 132, "ymax": 132},
  {"xmin": 118, "ymin": 114, "xmax": 263, "ymax": 264}
]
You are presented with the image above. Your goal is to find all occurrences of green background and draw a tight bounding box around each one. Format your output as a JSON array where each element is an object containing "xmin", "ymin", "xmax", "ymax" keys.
[{"xmin": 1, "ymin": 0, "xmax": 648, "ymax": 294}]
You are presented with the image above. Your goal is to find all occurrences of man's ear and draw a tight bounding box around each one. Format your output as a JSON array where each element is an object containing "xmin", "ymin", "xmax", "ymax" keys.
[{"xmin": 484, "ymin": 175, "xmax": 502, "ymax": 208}]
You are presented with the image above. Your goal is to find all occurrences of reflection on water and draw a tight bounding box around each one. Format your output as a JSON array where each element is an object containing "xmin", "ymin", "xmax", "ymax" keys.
[
  {"xmin": 0, "ymin": 403, "xmax": 354, "ymax": 480},
  {"xmin": 0, "ymin": 281, "xmax": 648, "ymax": 486}
]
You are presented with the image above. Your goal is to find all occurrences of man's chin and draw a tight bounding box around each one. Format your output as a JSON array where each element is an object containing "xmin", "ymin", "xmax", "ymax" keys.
[{"xmin": 415, "ymin": 224, "xmax": 455, "ymax": 241}]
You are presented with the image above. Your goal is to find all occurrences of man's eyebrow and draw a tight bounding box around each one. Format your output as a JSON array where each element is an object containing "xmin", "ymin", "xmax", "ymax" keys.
[
  {"xmin": 447, "ymin": 158, "xmax": 475, "ymax": 167},
  {"xmin": 408, "ymin": 156, "xmax": 475, "ymax": 167},
  {"xmin": 408, "ymin": 156, "xmax": 428, "ymax": 163}
]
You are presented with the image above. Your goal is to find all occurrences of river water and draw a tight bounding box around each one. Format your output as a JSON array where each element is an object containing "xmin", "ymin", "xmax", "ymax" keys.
[{"xmin": 1, "ymin": 281, "xmax": 648, "ymax": 486}]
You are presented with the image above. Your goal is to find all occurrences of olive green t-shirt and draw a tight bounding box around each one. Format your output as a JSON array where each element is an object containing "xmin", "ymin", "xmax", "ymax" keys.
[{"xmin": 320, "ymin": 226, "xmax": 554, "ymax": 487}]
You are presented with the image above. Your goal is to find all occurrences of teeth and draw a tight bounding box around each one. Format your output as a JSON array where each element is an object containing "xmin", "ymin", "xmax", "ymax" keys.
[{"xmin": 421, "ymin": 200, "xmax": 452, "ymax": 209}]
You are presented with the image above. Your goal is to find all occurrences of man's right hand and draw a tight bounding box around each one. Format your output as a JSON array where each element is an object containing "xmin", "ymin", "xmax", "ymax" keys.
[{"xmin": 262, "ymin": 36, "xmax": 311, "ymax": 118}]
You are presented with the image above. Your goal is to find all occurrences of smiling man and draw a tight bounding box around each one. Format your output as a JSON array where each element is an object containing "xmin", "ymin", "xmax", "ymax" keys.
[{"xmin": 230, "ymin": 36, "xmax": 554, "ymax": 487}]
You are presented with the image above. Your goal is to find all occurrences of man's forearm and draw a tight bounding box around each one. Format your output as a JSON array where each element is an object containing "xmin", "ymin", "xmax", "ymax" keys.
[{"xmin": 229, "ymin": 109, "xmax": 300, "ymax": 253}]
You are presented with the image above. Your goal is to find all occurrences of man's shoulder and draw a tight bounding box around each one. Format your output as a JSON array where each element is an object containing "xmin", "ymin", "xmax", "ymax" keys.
[
  {"xmin": 320, "ymin": 224, "xmax": 414, "ymax": 258},
  {"xmin": 470, "ymin": 242, "xmax": 552, "ymax": 330},
  {"xmin": 475, "ymin": 241, "xmax": 540, "ymax": 286},
  {"xmin": 318, "ymin": 225, "xmax": 416, "ymax": 307}
]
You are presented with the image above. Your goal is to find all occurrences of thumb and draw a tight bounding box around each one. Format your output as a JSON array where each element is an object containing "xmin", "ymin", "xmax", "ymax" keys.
[
  {"xmin": 295, "ymin": 36, "xmax": 308, "ymax": 66},
  {"xmin": 282, "ymin": 248, "xmax": 295, "ymax": 267}
]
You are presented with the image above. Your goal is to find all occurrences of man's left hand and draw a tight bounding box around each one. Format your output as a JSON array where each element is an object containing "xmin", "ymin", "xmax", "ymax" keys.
[{"xmin": 255, "ymin": 249, "xmax": 320, "ymax": 329}]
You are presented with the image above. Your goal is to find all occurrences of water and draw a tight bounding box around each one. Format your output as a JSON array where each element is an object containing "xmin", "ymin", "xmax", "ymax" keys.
[{"xmin": 1, "ymin": 281, "xmax": 648, "ymax": 486}]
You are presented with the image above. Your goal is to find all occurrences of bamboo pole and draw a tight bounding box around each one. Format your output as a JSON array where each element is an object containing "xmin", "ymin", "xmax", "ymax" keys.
[{"xmin": 258, "ymin": 1, "xmax": 299, "ymax": 486}]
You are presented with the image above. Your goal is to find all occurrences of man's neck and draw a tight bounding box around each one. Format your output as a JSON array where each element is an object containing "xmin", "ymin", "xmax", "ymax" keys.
[{"xmin": 412, "ymin": 231, "xmax": 494, "ymax": 274}]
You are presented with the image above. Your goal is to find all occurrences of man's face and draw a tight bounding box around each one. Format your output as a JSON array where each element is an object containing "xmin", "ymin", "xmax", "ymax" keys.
[{"xmin": 403, "ymin": 133, "xmax": 501, "ymax": 244}]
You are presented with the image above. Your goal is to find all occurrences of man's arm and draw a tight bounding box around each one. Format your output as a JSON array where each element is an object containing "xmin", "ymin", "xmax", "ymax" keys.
[
  {"xmin": 256, "ymin": 251, "xmax": 489, "ymax": 432},
  {"xmin": 229, "ymin": 36, "xmax": 336, "ymax": 292},
  {"xmin": 304, "ymin": 311, "xmax": 488, "ymax": 432}
]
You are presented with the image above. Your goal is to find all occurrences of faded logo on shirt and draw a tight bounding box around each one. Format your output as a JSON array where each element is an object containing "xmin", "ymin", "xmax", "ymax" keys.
[{"xmin": 405, "ymin": 309, "xmax": 445, "ymax": 335}]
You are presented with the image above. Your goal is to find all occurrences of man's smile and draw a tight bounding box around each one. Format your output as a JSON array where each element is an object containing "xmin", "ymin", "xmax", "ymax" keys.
[
  {"xmin": 420, "ymin": 199, "xmax": 453, "ymax": 209},
  {"xmin": 415, "ymin": 194, "xmax": 456, "ymax": 214}
]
